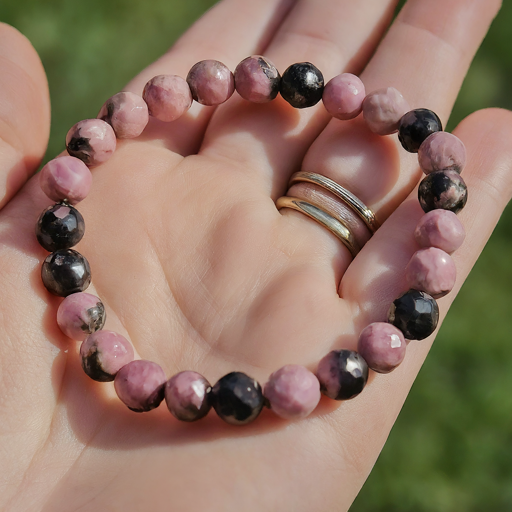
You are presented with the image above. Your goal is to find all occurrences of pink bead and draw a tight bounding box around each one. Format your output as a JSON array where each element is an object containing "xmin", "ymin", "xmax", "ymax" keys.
[
  {"xmin": 57, "ymin": 292, "xmax": 106, "ymax": 341},
  {"xmin": 114, "ymin": 360, "xmax": 166, "ymax": 412},
  {"xmin": 165, "ymin": 371, "xmax": 211, "ymax": 422},
  {"xmin": 362, "ymin": 87, "xmax": 410, "ymax": 135},
  {"xmin": 80, "ymin": 330, "xmax": 134, "ymax": 382},
  {"xmin": 98, "ymin": 91, "xmax": 149, "ymax": 138},
  {"xmin": 66, "ymin": 119, "xmax": 117, "ymax": 167},
  {"xmin": 415, "ymin": 210, "xmax": 466, "ymax": 253},
  {"xmin": 142, "ymin": 75, "xmax": 192, "ymax": 122},
  {"xmin": 418, "ymin": 131, "xmax": 467, "ymax": 174},
  {"xmin": 264, "ymin": 365, "xmax": 321, "ymax": 420},
  {"xmin": 39, "ymin": 156, "xmax": 92, "ymax": 205},
  {"xmin": 234, "ymin": 55, "xmax": 280, "ymax": 103},
  {"xmin": 405, "ymin": 247, "xmax": 457, "ymax": 299},
  {"xmin": 187, "ymin": 60, "xmax": 235, "ymax": 106},
  {"xmin": 357, "ymin": 322, "xmax": 406, "ymax": 374},
  {"xmin": 322, "ymin": 73, "xmax": 365, "ymax": 120}
]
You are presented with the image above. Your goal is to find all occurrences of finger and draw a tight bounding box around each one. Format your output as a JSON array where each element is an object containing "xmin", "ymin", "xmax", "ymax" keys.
[{"xmin": 0, "ymin": 23, "xmax": 50, "ymax": 210}]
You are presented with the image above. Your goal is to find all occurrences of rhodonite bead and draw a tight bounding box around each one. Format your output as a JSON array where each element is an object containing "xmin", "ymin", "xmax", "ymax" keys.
[
  {"xmin": 36, "ymin": 203, "xmax": 85, "ymax": 252},
  {"xmin": 398, "ymin": 109, "xmax": 443, "ymax": 153},
  {"xmin": 362, "ymin": 87, "xmax": 410, "ymax": 135},
  {"xmin": 41, "ymin": 249, "xmax": 91, "ymax": 297},
  {"xmin": 280, "ymin": 62, "xmax": 324, "ymax": 109},
  {"xmin": 316, "ymin": 350, "xmax": 369, "ymax": 400},
  {"xmin": 66, "ymin": 119, "xmax": 116, "ymax": 166},
  {"xmin": 405, "ymin": 247, "xmax": 456, "ymax": 299},
  {"xmin": 81, "ymin": 330, "xmax": 134, "ymax": 382},
  {"xmin": 39, "ymin": 156, "xmax": 92, "ymax": 205},
  {"xmin": 414, "ymin": 209, "xmax": 465, "ymax": 253},
  {"xmin": 322, "ymin": 73, "xmax": 365, "ymax": 120},
  {"xmin": 418, "ymin": 170, "xmax": 468, "ymax": 214},
  {"xmin": 418, "ymin": 131, "xmax": 466, "ymax": 174},
  {"xmin": 211, "ymin": 372, "xmax": 264, "ymax": 425},
  {"xmin": 234, "ymin": 55, "xmax": 280, "ymax": 103},
  {"xmin": 98, "ymin": 91, "xmax": 149, "ymax": 138},
  {"xmin": 114, "ymin": 360, "xmax": 167, "ymax": 412},
  {"xmin": 165, "ymin": 371, "xmax": 211, "ymax": 422},
  {"xmin": 142, "ymin": 75, "xmax": 192, "ymax": 122},
  {"xmin": 388, "ymin": 290, "xmax": 439, "ymax": 340},
  {"xmin": 186, "ymin": 60, "xmax": 235, "ymax": 106},
  {"xmin": 57, "ymin": 292, "xmax": 106, "ymax": 341},
  {"xmin": 264, "ymin": 365, "xmax": 321, "ymax": 420},
  {"xmin": 357, "ymin": 323, "xmax": 406, "ymax": 374}
]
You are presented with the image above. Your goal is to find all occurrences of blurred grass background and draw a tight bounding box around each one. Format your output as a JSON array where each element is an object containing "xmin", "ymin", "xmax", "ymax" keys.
[{"xmin": 1, "ymin": 0, "xmax": 511, "ymax": 510}]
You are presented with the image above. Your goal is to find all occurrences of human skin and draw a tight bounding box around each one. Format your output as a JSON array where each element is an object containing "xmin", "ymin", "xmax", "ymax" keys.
[{"xmin": 0, "ymin": 0, "xmax": 511, "ymax": 510}]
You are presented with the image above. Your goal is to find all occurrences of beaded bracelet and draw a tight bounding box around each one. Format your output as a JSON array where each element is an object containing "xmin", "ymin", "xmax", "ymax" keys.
[{"xmin": 36, "ymin": 56, "xmax": 467, "ymax": 425}]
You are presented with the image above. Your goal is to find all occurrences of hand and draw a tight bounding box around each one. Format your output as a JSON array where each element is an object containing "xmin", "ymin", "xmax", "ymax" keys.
[{"xmin": 0, "ymin": 0, "xmax": 509, "ymax": 510}]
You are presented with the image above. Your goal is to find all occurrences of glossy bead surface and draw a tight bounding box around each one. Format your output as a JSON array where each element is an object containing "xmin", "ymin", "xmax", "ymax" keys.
[
  {"xmin": 418, "ymin": 170, "xmax": 468, "ymax": 214},
  {"xmin": 114, "ymin": 360, "xmax": 167, "ymax": 412},
  {"xmin": 142, "ymin": 75, "xmax": 192, "ymax": 122},
  {"xmin": 36, "ymin": 204, "xmax": 85, "ymax": 252},
  {"xmin": 187, "ymin": 60, "xmax": 235, "ymax": 106},
  {"xmin": 264, "ymin": 365, "xmax": 321, "ymax": 420},
  {"xmin": 322, "ymin": 73, "xmax": 365, "ymax": 120},
  {"xmin": 414, "ymin": 209, "xmax": 465, "ymax": 253},
  {"xmin": 57, "ymin": 292, "xmax": 106, "ymax": 341},
  {"xmin": 357, "ymin": 322, "xmax": 406, "ymax": 374},
  {"xmin": 398, "ymin": 109, "xmax": 442, "ymax": 153},
  {"xmin": 418, "ymin": 131, "xmax": 466, "ymax": 174},
  {"xmin": 234, "ymin": 55, "xmax": 280, "ymax": 103},
  {"xmin": 165, "ymin": 371, "xmax": 211, "ymax": 422},
  {"xmin": 211, "ymin": 372, "xmax": 264, "ymax": 425},
  {"xmin": 41, "ymin": 249, "xmax": 91, "ymax": 297},
  {"xmin": 316, "ymin": 350, "xmax": 369, "ymax": 400},
  {"xmin": 39, "ymin": 156, "xmax": 92, "ymax": 205},
  {"xmin": 388, "ymin": 290, "xmax": 439, "ymax": 340},
  {"xmin": 98, "ymin": 91, "xmax": 149, "ymax": 138},
  {"xmin": 280, "ymin": 62, "xmax": 324, "ymax": 109},
  {"xmin": 81, "ymin": 330, "xmax": 134, "ymax": 382},
  {"xmin": 362, "ymin": 87, "xmax": 410, "ymax": 135},
  {"xmin": 66, "ymin": 119, "xmax": 116, "ymax": 166}
]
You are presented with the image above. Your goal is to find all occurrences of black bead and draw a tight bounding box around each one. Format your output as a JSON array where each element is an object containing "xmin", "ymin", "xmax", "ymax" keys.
[
  {"xmin": 418, "ymin": 170, "xmax": 468, "ymax": 214},
  {"xmin": 323, "ymin": 350, "xmax": 369, "ymax": 400},
  {"xmin": 398, "ymin": 109, "xmax": 442, "ymax": 153},
  {"xmin": 211, "ymin": 372, "xmax": 264, "ymax": 425},
  {"xmin": 41, "ymin": 249, "xmax": 91, "ymax": 297},
  {"xmin": 280, "ymin": 62, "xmax": 324, "ymax": 108},
  {"xmin": 36, "ymin": 203, "xmax": 85, "ymax": 252},
  {"xmin": 388, "ymin": 290, "xmax": 439, "ymax": 340}
]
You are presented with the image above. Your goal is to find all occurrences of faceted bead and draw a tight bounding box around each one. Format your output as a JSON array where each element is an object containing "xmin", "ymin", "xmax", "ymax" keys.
[
  {"xmin": 211, "ymin": 372, "xmax": 264, "ymax": 425},
  {"xmin": 66, "ymin": 119, "xmax": 117, "ymax": 167},
  {"xmin": 405, "ymin": 247, "xmax": 457, "ymax": 299},
  {"xmin": 316, "ymin": 350, "xmax": 369, "ymax": 400},
  {"xmin": 81, "ymin": 330, "xmax": 134, "ymax": 382},
  {"xmin": 36, "ymin": 203, "xmax": 85, "ymax": 252},
  {"xmin": 418, "ymin": 131, "xmax": 466, "ymax": 174},
  {"xmin": 98, "ymin": 91, "xmax": 149, "ymax": 138},
  {"xmin": 418, "ymin": 170, "xmax": 468, "ymax": 214},
  {"xmin": 41, "ymin": 249, "xmax": 91, "ymax": 297},
  {"xmin": 142, "ymin": 75, "xmax": 192, "ymax": 122},
  {"xmin": 398, "ymin": 109, "xmax": 442, "ymax": 153},
  {"xmin": 39, "ymin": 156, "xmax": 92, "ymax": 205},
  {"xmin": 57, "ymin": 292, "xmax": 106, "ymax": 341},
  {"xmin": 234, "ymin": 55, "xmax": 280, "ymax": 103},
  {"xmin": 280, "ymin": 62, "xmax": 324, "ymax": 109},
  {"xmin": 165, "ymin": 371, "xmax": 211, "ymax": 422},
  {"xmin": 264, "ymin": 365, "xmax": 320, "ymax": 420},
  {"xmin": 388, "ymin": 290, "xmax": 439, "ymax": 340},
  {"xmin": 362, "ymin": 87, "xmax": 410, "ymax": 135},
  {"xmin": 414, "ymin": 209, "xmax": 465, "ymax": 253},
  {"xmin": 114, "ymin": 360, "xmax": 167, "ymax": 412},
  {"xmin": 322, "ymin": 73, "xmax": 365, "ymax": 120},
  {"xmin": 186, "ymin": 60, "xmax": 235, "ymax": 106},
  {"xmin": 357, "ymin": 322, "xmax": 406, "ymax": 374}
]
